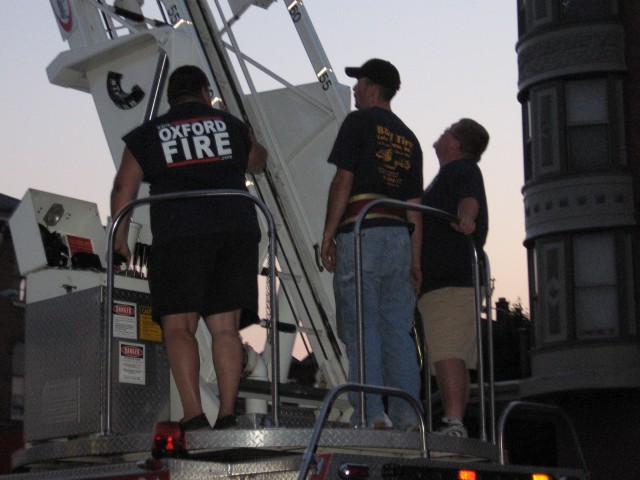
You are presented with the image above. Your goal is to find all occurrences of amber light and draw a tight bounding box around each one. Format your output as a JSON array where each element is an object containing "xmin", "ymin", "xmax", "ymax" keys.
[
  {"xmin": 458, "ymin": 470, "xmax": 477, "ymax": 480},
  {"xmin": 532, "ymin": 475, "xmax": 551, "ymax": 480},
  {"xmin": 152, "ymin": 421, "xmax": 187, "ymax": 458}
]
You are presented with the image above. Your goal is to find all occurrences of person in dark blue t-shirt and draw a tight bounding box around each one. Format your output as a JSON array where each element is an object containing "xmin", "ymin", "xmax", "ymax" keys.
[
  {"xmin": 418, "ymin": 118, "xmax": 489, "ymax": 438},
  {"xmin": 110, "ymin": 65, "xmax": 267, "ymax": 431},
  {"xmin": 321, "ymin": 59, "xmax": 423, "ymax": 430}
]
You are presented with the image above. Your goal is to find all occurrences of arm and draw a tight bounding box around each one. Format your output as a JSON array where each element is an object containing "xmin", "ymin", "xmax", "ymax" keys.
[
  {"xmin": 451, "ymin": 196, "xmax": 480, "ymax": 234},
  {"xmin": 110, "ymin": 146, "xmax": 144, "ymax": 265},
  {"xmin": 406, "ymin": 197, "xmax": 422, "ymax": 295},
  {"xmin": 246, "ymin": 132, "xmax": 267, "ymax": 174},
  {"xmin": 320, "ymin": 168, "xmax": 353, "ymax": 272}
]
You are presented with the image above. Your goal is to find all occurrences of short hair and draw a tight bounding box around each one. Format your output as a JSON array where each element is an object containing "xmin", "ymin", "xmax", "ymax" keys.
[
  {"xmin": 167, "ymin": 65, "xmax": 209, "ymax": 106},
  {"xmin": 364, "ymin": 79, "xmax": 398, "ymax": 102},
  {"xmin": 455, "ymin": 118, "xmax": 490, "ymax": 161}
]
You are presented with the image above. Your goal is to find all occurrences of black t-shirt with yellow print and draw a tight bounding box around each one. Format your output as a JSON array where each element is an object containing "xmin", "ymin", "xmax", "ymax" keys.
[{"xmin": 328, "ymin": 107, "xmax": 423, "ymax": 232}]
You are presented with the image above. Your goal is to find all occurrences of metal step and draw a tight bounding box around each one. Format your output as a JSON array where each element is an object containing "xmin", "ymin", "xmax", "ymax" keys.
[{"xmin": 11, "ymin": 420, "xmax": 500, "ymax": 472}]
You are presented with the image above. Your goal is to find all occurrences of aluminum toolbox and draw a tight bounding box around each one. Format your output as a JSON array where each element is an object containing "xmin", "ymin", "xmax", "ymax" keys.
[{"xmin": 24, "ymin": 284, "xmax": 168, "ymax": 442}]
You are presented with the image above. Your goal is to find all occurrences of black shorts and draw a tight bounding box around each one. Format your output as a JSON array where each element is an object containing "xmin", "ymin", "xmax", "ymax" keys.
[{"xmin": 148, "ymin": 233, "xmax": 259, "ymax": 323}]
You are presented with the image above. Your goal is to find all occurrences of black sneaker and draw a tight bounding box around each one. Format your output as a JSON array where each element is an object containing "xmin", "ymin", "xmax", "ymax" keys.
[
  {"xmin": 179, "ymin": 413, "xmax": 211, "ymax": 431},
  {"xmin": 213, "ymin": 414, "xmax": 238, "ymax": 430},
  {"xmin": 434, "ymin": 416, "xmax": 468, "ymax": 438}
]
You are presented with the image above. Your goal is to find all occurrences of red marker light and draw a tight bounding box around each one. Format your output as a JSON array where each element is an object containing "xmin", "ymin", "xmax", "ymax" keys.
[
  {"xmin": 338, "ymin": 463, "xmax": 370, "ymax": 478},
  {"xmin": 152, "ymin": 421, "xmax": 187, "ymax": 459}
]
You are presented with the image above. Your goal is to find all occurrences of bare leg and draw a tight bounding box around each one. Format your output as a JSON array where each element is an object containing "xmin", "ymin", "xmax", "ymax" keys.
[
  {"xmin": 162, "ymin": 312, "xmax": 203, "ymax": 421},
  {"xmin": 204, "ymin": 310, "xmax": 243, "ymax": 418},
  {"xmin": 434, "ymin": 358, "xmax": 470, "ymax": 422}
]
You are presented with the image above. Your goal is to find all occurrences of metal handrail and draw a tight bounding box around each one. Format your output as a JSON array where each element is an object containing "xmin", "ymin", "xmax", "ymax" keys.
[
  {"xmin": 497, "ymin": 401, "xmax": 590, "ymax": 477},
  {"xmin": 105, "ymin": 189, "xmax": 280, "ymax": 433},
  {"xmin": 352, "ymin": 199, "xmax": 491, "ymax": 441},
  {"xmin": 296, "ymin": 382, "xmax": 429, "ymax": 480},
  {"xmin": 483, "ymin": 251, "xmax": 496, "ymax": 443}
]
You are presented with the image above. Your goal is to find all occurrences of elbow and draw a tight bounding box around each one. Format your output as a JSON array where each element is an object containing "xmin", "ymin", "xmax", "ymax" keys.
[{"xmin": 247, "ymin": 149, "xmax": 268, "ymax": 174}]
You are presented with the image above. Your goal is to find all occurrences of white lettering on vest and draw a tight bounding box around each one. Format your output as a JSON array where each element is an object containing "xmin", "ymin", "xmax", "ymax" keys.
[{"xmin": 158, "ymin": 118, "xmax": 232, "ymax": 164}]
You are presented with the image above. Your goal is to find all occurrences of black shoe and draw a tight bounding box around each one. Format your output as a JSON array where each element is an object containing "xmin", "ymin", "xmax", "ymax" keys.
[
  {"xmin": 179, "ymin": 413, "xmax": 211, "ymax": 431},
  {"xmin": 213, "ymin": 414, "xmax": 238, "ymax": 430}
]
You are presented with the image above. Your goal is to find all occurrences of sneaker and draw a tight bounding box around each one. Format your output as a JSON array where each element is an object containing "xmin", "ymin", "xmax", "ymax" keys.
[
  {"xmin": 434, "ymin": 416, "xmax": 468, "ymax": 438},
  {"xmin": 213, "ymin": 414, "xmax": 238, "ymax": 430},
  {"xmin": 370, "ymin": 413, "xmax": 394, "ymax": 430},
  {"xmin": 179, "ymin": 413, "xmax": 211, "ymax": 431}
]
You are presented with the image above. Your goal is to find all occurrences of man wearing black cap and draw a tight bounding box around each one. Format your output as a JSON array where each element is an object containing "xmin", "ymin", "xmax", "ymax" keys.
[
  {"xmin": 111, "ymin": 65, "xmax": 267, "ymax": 430},
  {"xmin": 320, "ymin": 59, "xmax": 423, "ymax": 429}
]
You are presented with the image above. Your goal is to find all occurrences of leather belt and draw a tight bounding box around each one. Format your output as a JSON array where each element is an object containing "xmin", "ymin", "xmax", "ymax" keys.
[{"xmin": 339, "ymin": 193, "xmax": 406, "ymax": 228}]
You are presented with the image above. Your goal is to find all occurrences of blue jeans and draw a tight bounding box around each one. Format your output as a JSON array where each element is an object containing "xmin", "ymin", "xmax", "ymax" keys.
[{"xmin": 334, "ymin": 226, "xmax": 421, "ymax": 429}]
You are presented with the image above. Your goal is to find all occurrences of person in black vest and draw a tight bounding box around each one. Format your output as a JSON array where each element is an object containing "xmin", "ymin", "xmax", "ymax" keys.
[
  {"xmin": 111, "ymin": 65, "xmax": 267, "ymax": 430},
  {"xmin": 418, "ymin": 118, "xmax": 489, "ymax": 438}
]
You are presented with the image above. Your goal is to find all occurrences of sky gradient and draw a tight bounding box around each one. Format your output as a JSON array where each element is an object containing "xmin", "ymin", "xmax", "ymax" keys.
[{"xmin": 1, "ymin": 2, "xmax": 528, "ymax": 322}]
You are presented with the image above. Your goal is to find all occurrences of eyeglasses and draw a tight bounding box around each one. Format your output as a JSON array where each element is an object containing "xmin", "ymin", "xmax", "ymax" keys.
[{"xmin": 446, "ymin": 127, "xmax": 462, "ymax": 143}]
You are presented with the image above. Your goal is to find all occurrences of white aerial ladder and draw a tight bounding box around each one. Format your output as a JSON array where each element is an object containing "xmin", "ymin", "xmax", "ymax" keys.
[{"xmin": 45, "ymin": 0, "xmax": 352, "ymax": 414}]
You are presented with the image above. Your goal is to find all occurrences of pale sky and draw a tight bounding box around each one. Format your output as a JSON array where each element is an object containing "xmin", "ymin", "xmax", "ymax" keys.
[{"xmin": 1, "ymin": 2, "xmax": 528, "ymax": 325}]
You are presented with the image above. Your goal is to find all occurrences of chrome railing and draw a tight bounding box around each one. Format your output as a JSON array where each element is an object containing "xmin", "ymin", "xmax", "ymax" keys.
[
  {"xmin": 352, "ymin": 198, "xmax": 494, "ymax": 441},
  {"xmin": 105, "ymin": 189, "xmax": 280, "ymax": 433}
]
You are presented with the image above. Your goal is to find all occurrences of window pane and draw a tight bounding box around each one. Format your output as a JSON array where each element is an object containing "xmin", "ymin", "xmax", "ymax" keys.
[
  {"xmin": 576, "ymin": 287, "xmax": 618, "ymax": 338},
  {"xmin": 568, "ymin": 125, "xmax": 609, "ymax": 169},
  {"xmin": 574, "ymin": 233, "xmax": 616, "ymax": 286},
  {"xmin": 562, "ymin": 0, "xmax": 609, "ymax": 21},
  {"xmin": 533, "ymin": 0, "xmax": 550, "ymax": 20},
  {"xmin": 574, "ymin": 233, "xmax": 618, "ymax": 339},
  {"xmin": 566, "ymin": 80, "xmax": 608, "ymax": 124}
]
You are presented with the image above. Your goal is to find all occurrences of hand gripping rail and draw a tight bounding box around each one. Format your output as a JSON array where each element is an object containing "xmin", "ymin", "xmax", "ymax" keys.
[
  {"xmin": 352, "ymin": 199, "xmax": 493, "ymax": 441},
  {"xmin": 105, "ymin": 189, "xmax": 282, "ymax": 433}
]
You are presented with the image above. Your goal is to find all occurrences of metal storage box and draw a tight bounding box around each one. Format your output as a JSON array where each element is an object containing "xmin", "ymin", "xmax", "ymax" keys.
[
  {"xmin": 24, "ymin": 284, "xmax": 169, "ymax": 441},
  {"xmin": 10, "ymin": 189, "xmax": 107, "ymax": 276}
]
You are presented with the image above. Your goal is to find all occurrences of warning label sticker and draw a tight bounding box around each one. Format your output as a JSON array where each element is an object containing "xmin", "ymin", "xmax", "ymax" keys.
[
  {"xmin": 66, "ymin": 235, "xmax": 95, "ymax": 256},
  {"xmin": 113, "ymin": 301, "xmax": 137, "ymax": 339},
  {"xmin": 119, "ymin": 341, "xmax": 145, "ymax": 385},
  {"xmin": 139, "ymin": 305, "xmax": 162, "ymax": 343}
]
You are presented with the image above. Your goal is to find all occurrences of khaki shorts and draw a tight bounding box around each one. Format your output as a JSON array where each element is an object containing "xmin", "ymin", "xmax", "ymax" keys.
[{"xmin": 417, "ymin": 287, "xmax": 478, "ymax": 372}]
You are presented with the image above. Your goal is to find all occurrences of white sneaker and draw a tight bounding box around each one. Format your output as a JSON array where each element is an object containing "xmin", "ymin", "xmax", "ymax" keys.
[{"xmin": 434, "ymin": 416, "xmax": 468, "ymax": 438}]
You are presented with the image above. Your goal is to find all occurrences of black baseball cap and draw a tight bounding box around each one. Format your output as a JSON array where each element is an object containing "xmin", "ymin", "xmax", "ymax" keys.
[{"xmin": 345, "ymin": 58, "xmax": 401, "ymax": 91}]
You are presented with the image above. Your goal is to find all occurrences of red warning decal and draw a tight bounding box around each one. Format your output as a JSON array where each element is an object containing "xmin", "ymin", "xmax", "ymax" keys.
[
  {"xmin": 50, "ymin": 0, "xmax": 74, "ymax": 33},
  {"xmin": 121, "ymin": 344, "xmax": 143, "ymax": 358},
  {"xmin": 113, "ymin": 304, "xmax": 135, "ymax": 316}
]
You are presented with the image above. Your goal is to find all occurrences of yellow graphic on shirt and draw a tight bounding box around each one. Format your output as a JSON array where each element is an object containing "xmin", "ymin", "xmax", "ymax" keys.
[{"xmin": 375, "ymin": 125, "xmax": 415, "ymax": 188}]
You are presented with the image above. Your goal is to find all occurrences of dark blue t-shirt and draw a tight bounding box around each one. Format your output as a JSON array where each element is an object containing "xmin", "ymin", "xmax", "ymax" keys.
[
  {"xmin": 123, "ymin": 102, "xmax": 259, "ymax": 245},
  {"xmin": 421, "ymin": 158, "xmax": 488, "ymax": 293},
  {"xmin": 328, "ymin": 107, "xmax": 423, "ymax": 230}
]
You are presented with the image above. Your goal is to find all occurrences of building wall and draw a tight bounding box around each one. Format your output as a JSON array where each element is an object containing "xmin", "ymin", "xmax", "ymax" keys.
[
  {"xmin": 517, "ymin": 0, "xmax": 640, "ymax": 396},
  {"xmin": 0, "ymin": 197, "xmax": 25, "ymax": 474},
  {"xmin": 621, "ymin": 2, "xmax": 640, "ymax": 314},
  {"xmin": 515, "ymin": 1, "xmax": 640, "ymax": 478}
]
